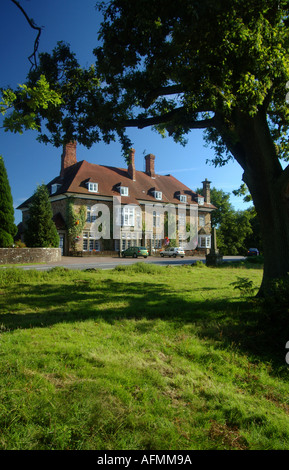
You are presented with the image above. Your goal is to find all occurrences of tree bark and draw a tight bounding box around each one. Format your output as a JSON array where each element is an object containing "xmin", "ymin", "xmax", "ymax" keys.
[{"xmin": 225, "ymin": 110, "xmax": 289, "ymax": 296}]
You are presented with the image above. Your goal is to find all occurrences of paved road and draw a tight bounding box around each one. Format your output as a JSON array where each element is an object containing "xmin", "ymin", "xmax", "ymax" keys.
[{"xmin": 1, "ymin": 255, "xmax": 245, "ymax": 271}]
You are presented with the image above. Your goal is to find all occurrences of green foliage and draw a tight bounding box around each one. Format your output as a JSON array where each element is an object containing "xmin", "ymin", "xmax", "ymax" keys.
[
  {"xmin": 230, "ymin": 276, "xmax": 257, "ymax": 296},
  {"xmin": 66, "ymin": 198, "xmax": 86, "ymax": 251},
  {"xmin": 24, "ymin": 184, "xmax": 59, "ymax": 248},
  {"xmin": 197, "ymin": 186, "xmax": 233, "ymax": 229},
  {"xmin": 197, "ymin": 186, "xmax": 254, "ymax": 255},
  {"xmin": 5, "ymin": 42, "xmax": 105, "ymax": 148},
  {"xmin": 0, "ymin": 75, "xmax": 62, "ymax": 135},
  {"xmin": 217, "ymin": 210, "xmax": 253, "ymax": 256},
  {"xmin": 192, "ymin": 260, "xmax": 206, "ymax": 268},
  {"xmin": 0, "ymin": 229, "xmax": 14, "ymax": 248},
  {"xmin": 0, "ymin": 156, "xmax": 17, "ymax": 247}
]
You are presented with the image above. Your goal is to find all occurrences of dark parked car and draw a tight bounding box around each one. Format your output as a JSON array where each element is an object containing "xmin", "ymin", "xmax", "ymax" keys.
[
  {"xmin": 247, "ymin": 248, "xmax": 259, "ymax": 256},
  {"xmin": 122, "ymin": 246, "xmax": 149, "ymax": 258}
]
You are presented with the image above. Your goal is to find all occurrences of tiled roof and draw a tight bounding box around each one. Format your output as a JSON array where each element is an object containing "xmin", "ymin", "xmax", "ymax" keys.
[{"xmin": 18, "ymin": 159, "xmax": 215, "ymax": 210}]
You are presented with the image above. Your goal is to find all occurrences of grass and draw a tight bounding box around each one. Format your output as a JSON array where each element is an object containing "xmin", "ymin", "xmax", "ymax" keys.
[{"xmin": 0, "ymin": 262, "xmax": 288, "ymax": 450}]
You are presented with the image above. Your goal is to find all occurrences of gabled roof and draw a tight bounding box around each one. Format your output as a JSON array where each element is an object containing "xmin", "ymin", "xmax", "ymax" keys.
[{"xmin": 18, "ymin": 159, "xmax": 215, "ymax": 210}]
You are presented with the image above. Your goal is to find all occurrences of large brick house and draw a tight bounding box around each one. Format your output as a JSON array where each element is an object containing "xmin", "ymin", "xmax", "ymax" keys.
[{"xmin": 18, "ymin": 142, "xmax": 215, "ymax": 256}]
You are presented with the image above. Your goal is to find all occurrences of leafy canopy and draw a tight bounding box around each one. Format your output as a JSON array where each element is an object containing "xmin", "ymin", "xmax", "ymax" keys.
[
  {"xmin": 93, "ymin": 0, "xmax": 289, "ymax": 163},
  {"xmin": 2, "ymin": 0, "xmax": 289, "ymax": 166}
]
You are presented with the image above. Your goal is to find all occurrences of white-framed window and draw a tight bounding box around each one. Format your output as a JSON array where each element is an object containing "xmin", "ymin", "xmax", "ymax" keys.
[
  {"xmin": 51, "ymin": 184, "xmax": 61, "ymax": 194},
  {"xmin": 152, "ymin": 234, "xmax": 162, "ymax": 249},
  {"xmin": 87, "ymin": 182, "xmax": 98, "ymax": 193},
  {"xmin": 86, "ymin": 205, "xmax": 97, "ymax": 223},
  {"xmin": 83, "ymin": 231, "xmax": 100, "ymax": 251},
  {"xmin": 197, "ymin": 196, "xmax": 204, "ymax": 205},
  {"xmin": 153, "ymin": 191, "xmax": 162, "ymax": 200},
  {"xmin": 198, "ymin": 235, "xmax": 211, "ymax": 249},
  {"xmin": 179, "ymin": 195, "xmax": 187, "ymax": 203},
  {"xmin": 199, "ymin": 215, "xmax": 205, "ymax": 227},
  {"xmin": 122, "ymin": 206, "xmax": 134, "ymax": 226},
  {"xmin": 121, "ymin": 232, "xmax": 126, "ymax": 251},
  {"xmin": 120, "ymin": 186, "xmax": 129, "ymax": 196},
  {"xmin": 153, "ymin": 210, "xmax": 161, "ymax": 228}
]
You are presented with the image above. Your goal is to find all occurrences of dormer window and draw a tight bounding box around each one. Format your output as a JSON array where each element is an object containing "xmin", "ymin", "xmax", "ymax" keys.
[
  {"xmin": 179, "ymin": 195, "xmax": 187, "ymax": 203},
  {"xmin": 153, "ymin": 191, "xmax": 162, "ymax": 200},
  {"xmin": 51, "ymin": 184, "xmax": 61, "ymax": 194},
  {"xmin": 197, "ymin": 196, "xmax": 204, "ymax": 205},
  {"xmin": 87, "ymin": 182, "xmax": 98, "ymax": 193},
  {"xmin": 120, "ymin": 186, "xmax": 129, "ymax": 196}
]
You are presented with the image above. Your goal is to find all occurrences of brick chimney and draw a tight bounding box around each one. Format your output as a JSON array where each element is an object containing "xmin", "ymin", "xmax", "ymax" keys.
[
  {"xmin": 202, "ymin": 178, "xmax": 211, "ymax": 204},
  {"xmin": 145, "ymin": 153, "xmax": 155, "ymax": 178},
  {"xmin": 60, "ymin": 141, "xmax": 77, "ymax": 177},
  {"xmin": 128, "ymin": 148, "xmax": 136, "ymax": 180}
]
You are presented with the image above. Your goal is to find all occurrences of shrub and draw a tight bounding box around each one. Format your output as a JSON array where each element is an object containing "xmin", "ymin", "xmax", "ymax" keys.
[
  {"xmin": 246, "ymin": 255, "xmax": 264, "ymax": 265},
  {"xmin": 24, "ymin": 184, "xmax": 59, "ymax": 248},
  {"xmin": 0, "ymin": 156, "xmax": 17, "ymax": 247},
  {"xmin": 192, "ymin": 260, "xmax": 206, "ymax": 268},
  {"xmin": 230, "ymin": 277, "xmax": 257, "ymax": 296}
]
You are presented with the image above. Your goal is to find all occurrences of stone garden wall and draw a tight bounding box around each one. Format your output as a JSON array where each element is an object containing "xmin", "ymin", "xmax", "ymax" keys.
[{"xmin": 0, "ymin": 248, "xmax": 61, "ymax": 265}]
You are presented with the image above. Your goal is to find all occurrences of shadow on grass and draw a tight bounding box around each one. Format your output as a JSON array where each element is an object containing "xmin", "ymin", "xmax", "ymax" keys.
[{"xmin": 0, "ymin": 275, "xmax": 288, "ymax": 372}]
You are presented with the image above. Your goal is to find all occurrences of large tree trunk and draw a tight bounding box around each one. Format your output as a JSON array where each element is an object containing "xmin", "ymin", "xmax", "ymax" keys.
[
  {"xmin": 244, "ymin": 169, "xmax": 289, "ymax": 295},
  {"xmin": 228, "ymin": 110, "xmax": 289, "ymax": 296}
]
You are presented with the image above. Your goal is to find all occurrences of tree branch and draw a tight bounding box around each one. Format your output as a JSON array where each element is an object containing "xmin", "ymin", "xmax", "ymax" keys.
[
  {"xmin": 11, "ymin": 0, "xmax": 42, "ymax": 69},
  {"xmin": 143, "ymin": 85, "xmax": 186, "ymax": 108},
  {"xmin": 123, "ymin": 107, "xmax": 216, "ymax": 130}
]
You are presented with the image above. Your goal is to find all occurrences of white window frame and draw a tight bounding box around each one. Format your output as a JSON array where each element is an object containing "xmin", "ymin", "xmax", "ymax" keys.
[
  {"xmin": 120, "ymin": 186, "xmax": 129, "ymax": 196},
  {"xmin": 88, "ymin": 182, "xmax": 98, "ymax": 193},
  {"xmin": 83, "ymin": 231, "xmax": 100, "ymax": 251},
  {"xmin": 86, "ymin": 205, "xmax": 97, "ymax": 223},
  {"xmin": 153, "ymin": 191, "xmax": 162, "ymax": 200},
  {"xmin": 121, "ymin": 206, "xmax": 134, "ymax": 226},
  {"xmin": 198, "ymin": 235, "xmax": 211, "ymax": 249},
  {"xmin": 152, "ymin": 234, "xmax": 162, "ymax": 249},
  {"xmin": 180, "ymin": 195, "xmax": 187, "ymax": 203},
  {"xmin": 153, "ymin": 210, "xmax": 161, "ymax": 228},
  {"xmin": 51, "ymin": 184, "xmax": 61, "ymax": 194},
  {"xmin": 199, "ymin": 215, "xmax": 205, "ymax": 227},
  {"xmin": 198, "ymin": 196, "xmax": 204, "ymax": 205}
]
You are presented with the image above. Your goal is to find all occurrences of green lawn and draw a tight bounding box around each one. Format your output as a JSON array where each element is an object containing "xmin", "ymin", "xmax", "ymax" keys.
[{"xmin": 0, "ymin": 262, "xmax": 288, "ymax": 450}]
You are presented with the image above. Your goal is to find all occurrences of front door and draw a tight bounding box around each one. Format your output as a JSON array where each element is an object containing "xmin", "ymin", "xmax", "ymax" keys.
[{"xmin": 59, "ymin": 234, "xmax": 64, "ymax": 255}]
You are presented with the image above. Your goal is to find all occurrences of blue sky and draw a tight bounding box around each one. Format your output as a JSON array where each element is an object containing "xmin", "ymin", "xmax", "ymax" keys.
[{"xmin": 1, "ymin": 0, "xmax": 251, "ymax": 226}]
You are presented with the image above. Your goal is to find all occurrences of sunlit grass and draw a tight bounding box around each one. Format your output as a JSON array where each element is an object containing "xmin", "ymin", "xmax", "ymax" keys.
[{"xmin": 0, "ymin": 263, "xmax": 288, "ymax": 450}]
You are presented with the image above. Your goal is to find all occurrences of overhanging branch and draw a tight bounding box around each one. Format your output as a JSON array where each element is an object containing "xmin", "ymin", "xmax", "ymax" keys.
[
  {"xmin": 123, "ymin": 107, "xmax": 216, "ymax": 130},
  {"xmin": 143, "ymin": 85, "xmax": 185, "ymax": 108},
  {"xmin": 11, "ymin": 0, "xmax": 42, "ymax": 69}
]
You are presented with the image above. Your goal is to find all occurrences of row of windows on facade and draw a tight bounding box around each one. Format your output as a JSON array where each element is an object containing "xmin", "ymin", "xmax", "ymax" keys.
[
  {"xmin": 82, "ymin": 231, "xmax": 211, "ymax": 252},
  {"xmin": 51, "ymin": 183, "xmax": 205, "ymax": 205},
  {"xmin": 85, "ymin": 182, "xmax": 195, "ymax": 203},
  {"xmin": 86, "ymin": 206, "xmax": 206, "ymax": 227}
]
